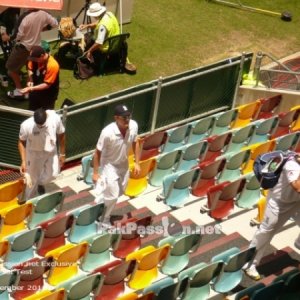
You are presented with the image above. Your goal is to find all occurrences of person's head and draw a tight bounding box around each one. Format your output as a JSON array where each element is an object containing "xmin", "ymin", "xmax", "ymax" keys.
[
  {"xmin": 28, "ymin": 46, "xmax": 48, "ymax": 63},
  {"xmin": 34, "ymin": 108, "xmax": 47, "ymax": 127},
  {"xmin": 87, "ymin": 2, "xmax": 107, "ymax": 19},
  {"xmin": 114, "ymin": 104, "xmax": 131, "ymax": 130}
]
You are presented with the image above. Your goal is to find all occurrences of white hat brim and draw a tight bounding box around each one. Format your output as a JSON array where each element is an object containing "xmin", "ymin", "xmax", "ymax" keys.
[{"xmin": 87, "ymin": 7, "xmax": 106, "ymax": 17}]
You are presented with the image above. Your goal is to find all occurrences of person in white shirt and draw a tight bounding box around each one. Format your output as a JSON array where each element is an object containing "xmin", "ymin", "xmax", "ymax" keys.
[
  {"xmin": 18, "ymin": 108, "xmax": 65, "ymax": 200},
  {"xmin": 92, "ymin": 104, "xmax": 141, "ymax": 225},
  {"xmin": 245, "ymin": 154, "xmax": 300, "ymax": 280}
]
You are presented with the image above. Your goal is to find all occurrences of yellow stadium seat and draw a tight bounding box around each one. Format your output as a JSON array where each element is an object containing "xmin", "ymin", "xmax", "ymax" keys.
[
  {"xmin": 232, "ymin": 101, "xmax": 261, "ymax": 129},
  {"xmin": 125, "ymin": 158, "xmax": 155, "ymax": 197},
  {"xmin": 45, "ymin": 242, "xmax": 88, "ymax": 286},
  {"xmin": 126, "ymin": 245, "xmax": 170, "ymax": 290},
  {"xmin": 0, "ymin": 203, "xmax": 32, "ymax": 240},
  {"xmin": 0, "ymin": 179, "xmax": 24, "ymax": 210},
  {"xmin": 23, "ymin": 289, "xmax": 66, "ymax": 300}
]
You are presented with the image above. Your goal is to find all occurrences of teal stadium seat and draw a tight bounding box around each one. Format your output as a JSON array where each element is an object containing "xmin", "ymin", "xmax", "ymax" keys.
[
  {"xmin": 210, "ymin": 109, "xmax": 238, "ymax": 135},
  {"xmin": 187, "ymin": 115, "xmax": 215, "ymax": 144}
]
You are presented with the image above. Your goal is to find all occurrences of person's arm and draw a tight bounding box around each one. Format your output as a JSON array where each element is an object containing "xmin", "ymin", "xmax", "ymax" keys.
[
  {"xmin": 132, "ymin": 139, "xmax": 141, "ymax": 176},
  {"xmin": 86, "ymin": 25, "xmax": 107, "ymax": 59},
  {"xmin": 289, "ymin": 156, "xmax": 300, "ymax": 192},
  {"xmin": 79, "ymin": 21, "xmax": 97, "ymax": 31},
  {"xmin": 92, "ymin": 148, "xmax": 101, "ymax": 183},
  {"xmin": 58, "ymin": 133, "xmax": 65, "ymax": 167},
  {"xmin": 18, "ymin": 139, "xmax": 26, "ymax": 174}
]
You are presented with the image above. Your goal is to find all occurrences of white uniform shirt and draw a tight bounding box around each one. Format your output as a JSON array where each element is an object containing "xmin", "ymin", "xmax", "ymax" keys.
[
  {"xmin": 19, "ymin": 110, "xmax": 65, "ymax": 153},
  {"xmin": 96, "ymin": 120, "xmax": 138, "ymax": 180},
  {"xmin": 268, "ymin": 158, "xmax": 300, "ymax": 212}
]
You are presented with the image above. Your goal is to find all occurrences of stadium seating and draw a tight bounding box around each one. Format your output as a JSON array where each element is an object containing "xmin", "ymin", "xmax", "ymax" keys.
[
  {"xmin": 139, "ymin": 131, "xmax": 166, "ymax": 161},
  {"xmin": 45, "ymin": 242, "xmax": 88, "ymax": 285},
  {"xmin": 0, "ymin": 270, "xmax": 19, "ymax": 300},
  {"xmin": 126, "ymin": 244, "xmax": 170, "ymax": 290},
  {"xmin": 232, "ymin": 101, "xmax": 261, "ymax": 129},
  {"xmin": 113, "ymin": 216, "xmax": 153, "ymax": 259},
  {"xmin": 162, "ymin": 124, "xmax": 190, "ymax": 153},
  {"xmin": 178, "ymin": 261, "xmax": 223, "ymax": 300},
  {"xmin": 37, "ymin": 213, "xmax": 74, "ymax": 256},
  {"xmin": 210, "ymin": 109, "xmax": 238, "ymax": 135},
  {"xmin": 0, "ymin": 179, "xmax": 24, "ymax": 210},
  {"xmin": 274, "ymin": 131, "xmax": 300, "ymax": 152},
  {"xmin": 0, "ymin": 202, "xmax": 32, "ymax": 239},
  {"xmin": 187, "ymin": 115, "xmax": 215, "ymax": 143},
  {"xmin": 158, "ymin": 233, "xmax": 202, "ymax": 275},
  {"xmin": 27, "ymin": 190, "xmax": 64, "ymax": 229},
  {"xmin": 256, "ymin": 94, "xmax": 282, "ymax": 119},
  {"xmin": 68, "ymin": 202, "xmax": 105, "ymax": 243}
]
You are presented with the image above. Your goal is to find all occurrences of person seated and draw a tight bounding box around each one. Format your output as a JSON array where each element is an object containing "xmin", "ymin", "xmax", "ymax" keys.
[{"xmin": 79, "ymin": 2, "xmax": 120, "ymax": 74}]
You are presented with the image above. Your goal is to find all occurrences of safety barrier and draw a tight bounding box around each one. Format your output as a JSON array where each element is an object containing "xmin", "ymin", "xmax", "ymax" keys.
[{"xmin": 0, "ymin": 52, "xmax": 253, "ymax": 169}]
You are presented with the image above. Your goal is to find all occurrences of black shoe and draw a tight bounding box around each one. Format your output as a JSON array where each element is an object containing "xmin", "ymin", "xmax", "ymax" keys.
[{"xmin": 37, "ymin": 185, "xmax": 46, "ymax": 195}]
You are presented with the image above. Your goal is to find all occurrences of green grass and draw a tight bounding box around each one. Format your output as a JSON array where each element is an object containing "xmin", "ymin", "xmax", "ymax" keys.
[{"xmin": 1, "ymin": 0, "xmax": 300, "ymax": 110}]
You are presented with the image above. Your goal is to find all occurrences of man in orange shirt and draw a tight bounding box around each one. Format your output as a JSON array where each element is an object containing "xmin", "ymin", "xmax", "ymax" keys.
[{"xmin": 21, "ymin": 45, "xmax": 59, "ymax": 110}]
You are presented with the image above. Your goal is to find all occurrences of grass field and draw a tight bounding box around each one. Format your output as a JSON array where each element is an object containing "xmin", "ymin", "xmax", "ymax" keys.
[{"xmin": 1, "ymin": 0, "xmax": 300, "ymax": 110}]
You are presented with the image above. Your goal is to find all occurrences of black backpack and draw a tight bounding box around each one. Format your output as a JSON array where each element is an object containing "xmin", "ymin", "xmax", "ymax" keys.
[{"xmin": 253, "ymin": 150, "xmax": 297, "ymax": 189}]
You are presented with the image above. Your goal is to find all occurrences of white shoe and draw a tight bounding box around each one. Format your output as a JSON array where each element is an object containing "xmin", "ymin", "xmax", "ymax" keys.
[{"xmin": 244, "ymin": 265, "xmax": 261, "ymax": 280}]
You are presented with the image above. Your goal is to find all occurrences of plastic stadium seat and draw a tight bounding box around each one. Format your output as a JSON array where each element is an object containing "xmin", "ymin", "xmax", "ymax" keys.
[
  {"xmin": 0, "ymin": 202, "xmax": 32, "ymax": 239},
  {"xmin": 187, "ymin": 115, "xmax": 215, "ymax": 144},
  {"xmin": 27, "ymin": 190, "xmax": 64, "ymax": 229},
  {"xmin": 125, "ymin": 158, "xmax": 155, "ymax": 197},
  {"xmin": 178, "ymin": 261, "xmax": 223, "ymax": 300},
  {"xmin": 236, "ymin": 172, "xmax": 263, "ymax": 209},
  {"xmin": 217, "ymin": 149, "xmax": 250, "ymax": 183},
  {"xmin": 45, "ymin": 242, "xmax": 88, "ymax": 285},
  {"xmin": 158, "ymin": 233, "xmax": 202, "ymax": 275},
  {"xmin": 203, "ymin": 132, "xmax": 232, "ymax": 163},
  {"xmin": 234, "ymin": 282, "xmax": 265, "ymax": 300},
  {"xmin": 126, "ymin": 245, "xmax": 170, "ymax": 290},
  {"xmin": 210, "ymin": 109, "xmax": 238, "ymax": 135},
  {"xmin": 68, "ymin": 202, "xmax": 105, "ymax": 243},
  {"xmin": 57, "ymin": 273, "xmax": 104, "ymax": 300},
  {"xmin": 0, "ymin": 270, "xmax": 19, "ymax": 300},
  {"xmin": 93, "ymin": 259, "xmax": 137, "ymax": 300},
  {"xmin": 149, "ymin": 149, "xmax": 181, "ymax": 187},
  {"xmin": 176, "ymin": 140, "xmax": 208, "ymax": 172},
  {"xmin": 279, "ymin": 270, "xmax": 300, "ymax": 299},
  {"xmin": 251, "ymin": 280, "xmax": 285, "ymax": 300},
  {"xmin": 158, "ymin": 168, "xmax": 199, "ymax": 208},
  {"xmin": 23, "ymin": 289, "xmax": 66, "ymax": 300},
  {"xmin": 144, "ymin": 276, "xmax": 189, "ymax": 300},
  {"xmin": 226, "ymin": 124, "xmax": 255, "ymax": 154},
  {"xmin": 81, "ymin": 232, "xmax": 120, "ymax": 272},
  {"xmin": 0, "ymin": 179, "xmax": 24, "ymax": 210},
  {"xmin": 191, "ymin": 158, "xmax": 226, "ymax": 198},
  {"xmin": 4, "ymin": 228, "xmax": 43, "ymax": 270},
  {"xmin": 139, "ymin": 131, "xmax": 166, "ymax": 161},
  {"xmin": 211, "ymin": 246, "xmax": 256, "ymax": 294},
  {"xmin": 274, "ymin": 131, "xmax": 300, "ymax": 152},
  {"xmin": 162, "ymin": 124, "xmax": 190, "ymax": 153},
  {"xmin": 202, "ymin": 178, "xmax": 246, "ymax": 220},
  {"xmin": 249, "ymin": 116, "xmax": 279, "ymax": 145},
  {"xmin": 256, "ymin": 94, "xmax": 282, "ymax": 119},
  {"xmin": 232, "ymin": 101, "xmax": 261, "ymax": 129},
  {"xmin": 242, "ymin": 140, "xmax": 276, "ymax": 174},
  {"xmin": 113, "ymin": 216, "xmax": 153, "ymax": 259},
  {"xmin": 12, "ymin": 257, "xmax": 53, "ymax": 299},
  {"xmin": 0, "ymin": 240, "xmax": 9, "ymax": 260},
  {"xmin": 291, "ymin": 105, "xmax": 300, "ymax": 132},
  {"xmin": 250, "ymin": 196, "xmax": 267, "ymax": 227},
  {"xmin": 271, "ymin": 108, "xmax": 300, "ymax": 139},
  {"xmin": 37, "ymin": 213, "xmax": 74, "ymax": 256},
  {"xmin": 116, "ymin": 292, "xmax": 155, "ymax": 300}
]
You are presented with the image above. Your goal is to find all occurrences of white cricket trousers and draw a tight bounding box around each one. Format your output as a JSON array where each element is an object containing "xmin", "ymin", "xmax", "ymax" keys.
[
  {"xmin": 250, "ymin": 199, "xmax": 300, "ymax": 265},
  {"xmin": 25, "ymin": 150, "xmax": 59, "ymax": 200}
]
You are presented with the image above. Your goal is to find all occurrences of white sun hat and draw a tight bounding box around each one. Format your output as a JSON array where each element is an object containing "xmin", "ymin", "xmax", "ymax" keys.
[{"xmin": 87, "ymin": 2, "xmax": 107, "ymax": 17}]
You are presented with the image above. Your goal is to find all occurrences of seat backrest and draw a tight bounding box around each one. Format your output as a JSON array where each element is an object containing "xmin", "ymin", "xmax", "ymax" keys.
[
  {"xmin": 252, "ymin": 280, "xmax": 285, "ymax": 300},
  {"xmin": 225, "ymin": 246, "xmax": 256, "ymax": 272},
  {"xmin": 139, "ymin": 245, "xmax": 170, "ymax": 270},
  {"xmin": 0, "ymin": 270, "xmax": 19, "ymax": 294},
  {"xmin": 275, "ymin": 131, "xmax": 300, "ymax": 151},
  {"xmin": 156, "ymin": 149, "xmax": 181, "ymax": 169},
  {"xmin": 75, "ymin": 202, "xmax": 105, "ymax": 226},
  {"xmin": 104, "ymin": 33, "xmax": 130, "ymax": 54},
  {"xmin": 211, "ymin": 109, "xmax": 238, "ymax": 134},
  {"xmin": 2, "ymin": 202, "xmax": 32, "ymax": 225},
  {"xmin": 9, "ymin": 228, "xmax": 43, "ymax": 252},
  {"xmin": 0, "ymin": 179, "xmax": 24, "ymax": 208},
  {"xmin": 31, "ymin": 191, "xmax": 64, "ymax": 214},
  {"xmin": 68, "ymin": 273, "xmax": 103, "ymax": 300},
  {"xmin": 174, "ymin": 168, "xmax": 199, "ymax": 190},
  {"xmin": 257, "ymin": 94, "xmax": 282, "ymax": 118},
  {"xmin": 171, "ymin": 234, "xmax": 202, "ymax": 256}
]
